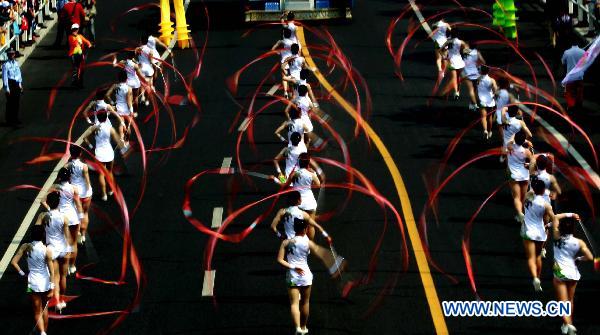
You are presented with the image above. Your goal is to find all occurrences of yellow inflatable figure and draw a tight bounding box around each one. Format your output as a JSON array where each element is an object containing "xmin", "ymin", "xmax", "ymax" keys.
[{"xmin": 159, "ymin": 0, "xmax": 190, "ymax": 48}]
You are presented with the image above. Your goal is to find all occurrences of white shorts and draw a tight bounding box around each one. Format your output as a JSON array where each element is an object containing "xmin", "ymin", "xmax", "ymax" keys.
[
  {"xmin": 75, "ymin": 183, "xmax": 93, "ymax": 199},
  {"xmin": 127, "ymin": 78, "xmax": 141, "ymax": 89},
  {"xmin": 95, "ymin": 145, "xmax": 115, "ymax": 163},
  {"xmin": 553, "ymin": 262, "xmax": 581, "ymax": 281},
  {"xmin": 28, "ymin": 274, "xmax": 52, "ymax": 293},
  {"xmin": 48, "ymin": 244, "xmax": 69, "ymax": 260},
  {"xmin": 299, "ymin": 190, "xmax": 317, "ymax": 212},
  {"xmin": 520, "ymin": 222, "xmax": 547, "ymax": 242},
  {"xmin": 286, "ymin": 267, "xmax": 313, "ymax": 287},
  {"xmin": 116, "ymin": 104, "xmax": 132, "ymax": 117},
  {"xmin": 478, "ymin": 96, "xmax": 496, "ymax": 108},
  {"xmin": 140, "ymin": 64, "xmax": 154, "ymax": 78}
]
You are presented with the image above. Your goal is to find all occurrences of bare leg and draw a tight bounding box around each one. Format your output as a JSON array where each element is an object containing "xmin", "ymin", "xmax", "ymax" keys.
[
  {"xmin": 80, "ymin": 199, "xmax": 91, "ymax": 238},
  {"xmin": 59, "ymin": 257, "xmax": 68, "ymax": 300},
  {"xmin": 68, "ymin": 225, "xmax": 80, "ymax": 271},
  {"xmin": 510, "ymin": 181, "xmax": 523, "ymax": 215},
  {"xmin": 553, "ymin": 278, "xmax": 572, "ymax": 325},
  {"xmin": 288, "ymin": 287, "xmax": 301, "ymax": 329},
  {"xmin": 523, "ymin": 240, "xmax": 538, "ymax": 279},
  {"xmin": 480, "ymin": 108, "xmax": 488, "ymax": 133},
  {"xmin": 31, "ymin": 294, "xmax": 46, "ymax": 333},
  {"xmin": 52, "ymin": 260, "xmax": 60, "ymax": 304},
  {"xmin": 465, "ymin": 80, "xmax": 476, "ymax": 105},
  {"xmin": 535, "ymin": 241, "xmax": 543, "ymax": 277},
  {"xmin": 519, "ymin": 181, "xmax": 529, "ymax": 208},
  {"xmin": 299, "ymin": 286, "xmax": 312, "ymax": 330},
  {"xmin": 566, "ymin": 281, "xmax": 577, "ymax": 319},
  {"xmin": 99, "ymin": 171, "xmax": 107, "ymax": 198}
]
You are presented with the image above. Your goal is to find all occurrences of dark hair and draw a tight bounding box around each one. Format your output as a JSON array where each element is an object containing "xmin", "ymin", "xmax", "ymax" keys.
[
  {"xmin": 514, "ymin": 129, "xmax": 526, "ymax": 146},
  {"xmin": 293, "ymin": 218, "xmax": 307, "ymax": 234},
  {"xmin": 536, "ymin": 154, "xmax": 549, "ymax": 171},
  {"xmin": 559, "ymin": 217, "xmax": 576, "ymax": 236},
  {"xmin": 497, "ymin": 77, "xmax": 509, "ymax": 89},
  {"xmin": 46, "ymin": 191, "xmax": 60, "ymax": 209},
  {"xmin": 118, "ymin": 69, "xmax": 127, "ymax": 83},
  {"xmin": 480, "ymin": 66, "xmax": 490, "ymax": 75},
  {"xmin": 289, "ymin": 107, "xmax": 301, "ymax": 120},
  {"xmin": 57, "ymin": 167, "xmax": 71, "ymax": 183},
  {"xmin": 298, "ymin": 85, "xmax": 308, "ymax": 96},
  {"xmin": 291, "ymin": 43, "xmax": 299, "ymax": 55},
  {"xmin": 531, "ymin": 178, "xmax": 546, "ymax": 195},
  {"xmin": 290, "ymin": 132, "xmax": 302, "ymax": 146},
  {"xmin": 70, "ymin": 144, "xmax": 82, "ymax": 159},
  {"xmin": 95, "ymin": 89, "xmax": 106, "ymax": 100},
  {"xmin": 287, "ymin": 11, "xmax": 295, "ymax": 21},
  {"xmin": 287, "ymin": 190, "xmax": 301, "ymax": 206},
  {"xmin": 466, "ymin": 40, "xmax": 477, "ymax": 49},
  {"xmin": 298, "ymin": 152, "xmax": 310, "ymax": 169},
  {"xmin": 449, "ymin": 27, "xmax": 459, "ymax": 39},
  {"xmin": 31, "ymin": 224, "xmax": 45, "ymax": 242},
  {"xmin": 97, "ymin": 111, "xmax": 108, "ymax": 123},
  {"xmin": 300, "ymin": 69, "xmax": 310, "ymax": 81},
  {"xmin": 283, "ymin": 28, "xmax": 292, "ymax": 39},
  {"xmin": 507, "ymin": 105, "xmax": 519, "ymax": 117}
]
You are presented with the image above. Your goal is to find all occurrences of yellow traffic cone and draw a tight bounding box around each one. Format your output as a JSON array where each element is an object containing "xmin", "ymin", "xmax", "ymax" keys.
[
  {"xmin": 173, "ymin": 0, "xmax": 191, "ymax": 49},
  {"xmin": 158, "ymin": 0, "xmax": 174, "ymax": 45}
]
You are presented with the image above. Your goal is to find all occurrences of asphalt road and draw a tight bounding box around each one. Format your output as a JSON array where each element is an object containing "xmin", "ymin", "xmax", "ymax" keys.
[{"xmin": 0, "ymin": 0, "xmax": 598, "ymax": 334}]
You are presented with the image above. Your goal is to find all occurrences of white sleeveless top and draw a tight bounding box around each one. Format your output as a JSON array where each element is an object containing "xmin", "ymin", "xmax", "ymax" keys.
[
  {"xmin": 58, "ymin": 182, "xmax": 79, "ymax": 225},
  {"xmin": 90, "ymin": 100, "xmax": 111, "ymax": 126},
  {"xmin": 536, "ymin": 169, "xmax": 553, "ymax": 203},
  {"xmin": 139, "ymin": 45, "xmax": 159, "ymax": 76},
  {"xmin": 463, "ymin": 49, "xmax": 480, "ymax": 79},
  {"xmin": 553, "ymin": 234, "xmax": 581, "ymax": 281},
  {"xmin": 286, "ymin": 235, "xmax": 313, "ymax": 287},
  {"xmin": 507, "ymin": 144, "xmax": 529, "ymax": 181},
  {"xmin": 282, "ymin": 206, "xmax": 305, "ymax": 239},
  {"xmin": 125, "ymin": 59, "xmax": 141, "ymax": 89},
  {"xmin": 45, "ymin": 209, "xmax": 69, "ymax": 253},
  {"xmin": 286, "ymin": 22, "xmax": 298, "ymax": 43},
  {"xmin": 522, "ymin": 195, "xmax": 547, "ymax": 241},
  {"xmin": 294, "ymin": 168, "xmax": 317, "ymax": 211},
  {"xmin": 502, "ymin": 117, "xmax": 522, "ymax": 147},
  {"xmin": 280, "ymin": 38, "xmax": 294, "ymax": 64},
  {"xmin": 432, "ymin": 20, "xmax": 449, "ymax": 47},
  {"xmin": 288, "ymin": 119, "xmax": 307, "ymax": 151},
  {"xmin": 115, "ymin": 82, "xmax": 132, "ymax": 116},
  {"xmin": 94, "ymin": 121, "xmax": 115, "ymax": 163},
  {"xmin": 447, "ymin": 38, "xmax": 465, "ymax": 70},
  {"xmin": 285, "ymin": 145, "xmax": 306, "ymax": 177},
  {"xmin": 477, "ymin": 75, "xmax": 496, "ymax": 107},
  {"xmin": 70, "ymin": 158, "xmax": 92, "ymax": 198},
  {"xmin": 288, "ymin": 56, "xmax": 305, "ymax": 80},
  {"xmin": 27, "ymin": 241, "xmax": 52, "ymax": 292}
]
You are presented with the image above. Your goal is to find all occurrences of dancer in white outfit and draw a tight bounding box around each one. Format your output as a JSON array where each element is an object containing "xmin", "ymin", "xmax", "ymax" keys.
[
  {"xmin": 495, "ymin": 78, "xmax": 513, "ymax": 149},
  {"xmin": 431, "ymin": 19, "xmax": 451, "ymax": 76},
  {"xmin": 271, "ymin": 191, "xmax": 345, "ymax": 279},
  {"xmin": 274, "ymin": 132, "xmax": 307, "ymax": 182},
  {"xmin": 274, "ymin": 108, "xmax": 309, "ymax": 152},
  {"xmin": 277, "ymin": 219, "xmax": 313, "ymax": 335},
  {"xmin": 11, "ymin": 225, "xmax": 54, "ymax": 335},
  {"xmin": 39, "ymin": 191, "xmax": 70, "ymax": 312},
  {"xmin": 114, "ymin": 54, "xmax": 144, "ymax": 108},
  {"xmin": 284, "ymin": 85, "xmax": 325, "ymax": 150},
  {"xmin": 83, "ymin": 89, "xmax": 123, "ymax": 127},
  {"xmin": 522, "ymin": 179, "xmax": 555, "ymax": 292},
  {"xmin": 106, "ymin": 70, "xmax": 135, "ymax": 143},
  {"xmin": 462, "ymin": 41, "xmax": 486, "ymax": 111},
  {"xmin": 551, "ymin": 214, "xmax": 593, "ymax": 335},
  {"xmin": 290, "ymin": 153, "xmax": 322, "ymax": 219},
  {"xmin": 272, "ymin": 28, "xmax": 296, "ymax": 99},
  {"xmin": 280, "ymin": 11, "xmax": 298, "ymax": 44},
  {"xmin": 136, "ymin": 36, "xmax": 169, "ymax": 106},
  {"xmin": 67, "ymin": 145, "xmax": 93, "ymax": 245},
  {"xmin": 533, "ymin": 154, "xmax": 561, "ymax": 204},
  {"xmin": 283, "ymin": 44, "xmax": 314, "ymax": 83},
  {"xmin": 441, "ymin": 30, "xmax": 466, "ymax": 99},
  {"xmin": 501, "ymin": 105, "xmax": 532, "ymax": 161},
  {"xmin": 84, "ymin": 111, "xmax": 127, "ymax": 202},
  {"xmin": 507, "ymin": 130, "xmax": 535, "ymax": 222},
  {"xmin": 476, "ymin": 66, "xmax": 498, "ymax": 139}
]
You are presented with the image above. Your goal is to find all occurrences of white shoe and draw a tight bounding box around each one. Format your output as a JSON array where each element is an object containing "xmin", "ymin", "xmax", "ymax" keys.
[
  {"xmin": 561, "ymin": 324, "xmax": 577, "ymax": 335},
  {"xmin": 144, "ymin": 100, "xmax": 150, "ymax": 106},
  {"xmin": 532, "ymin": 277, "xmax": 542, "ymax": 292},
  {"xmin": 56, "ymin": 300, "xmax": 66, "ymax": 313},
  {"xmin": 483, "ymin": 130, "xmax": 489, "ymax": 139},
  {"xmin": 81, "ymin": 235, "xmax": 86, "ymax": 244},
  {"xmin": 108, "ymin": 190, "xmax": 114, "ymax": 196},
  {"xmin": 541, "ymin": 247, "xmax": 546, "ymax": 258},
  {"xmin": 499, "ymin": 155, "xmax": 506, "ymax": 163},
  {"xmin": 69, "ymin": 266, "xmax": 77, "ymax": 275},
  {"xmin": 77, "ymin": 233, "xmax": 83, "ymax": 245},
  {"xmin": 487, "ymin": 130, "xmax": 493, "ymax": 139},
  {"xmin": 515, "ymin": 213, "xmax": 525, "ymax": 223},
  {"xmin": 101, "ymin": 194, "xmax": 108, "ymax": 201}
]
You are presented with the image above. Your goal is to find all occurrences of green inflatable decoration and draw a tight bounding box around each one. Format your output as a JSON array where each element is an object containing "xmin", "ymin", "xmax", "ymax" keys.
[{"xmin": 492, "ymin": 0, "xmax": 517, "ymax": 39}]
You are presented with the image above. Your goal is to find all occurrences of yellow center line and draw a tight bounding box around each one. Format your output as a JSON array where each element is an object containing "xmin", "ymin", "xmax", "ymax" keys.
[{"xmin": 298, "ymin": 27, "xmax": 449, "ymax": 335}]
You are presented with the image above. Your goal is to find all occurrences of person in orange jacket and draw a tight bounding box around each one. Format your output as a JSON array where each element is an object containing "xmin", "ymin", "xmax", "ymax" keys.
[{"xmin": 68, "ymin": 23, "xmax": 92, "ymax": 88}]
